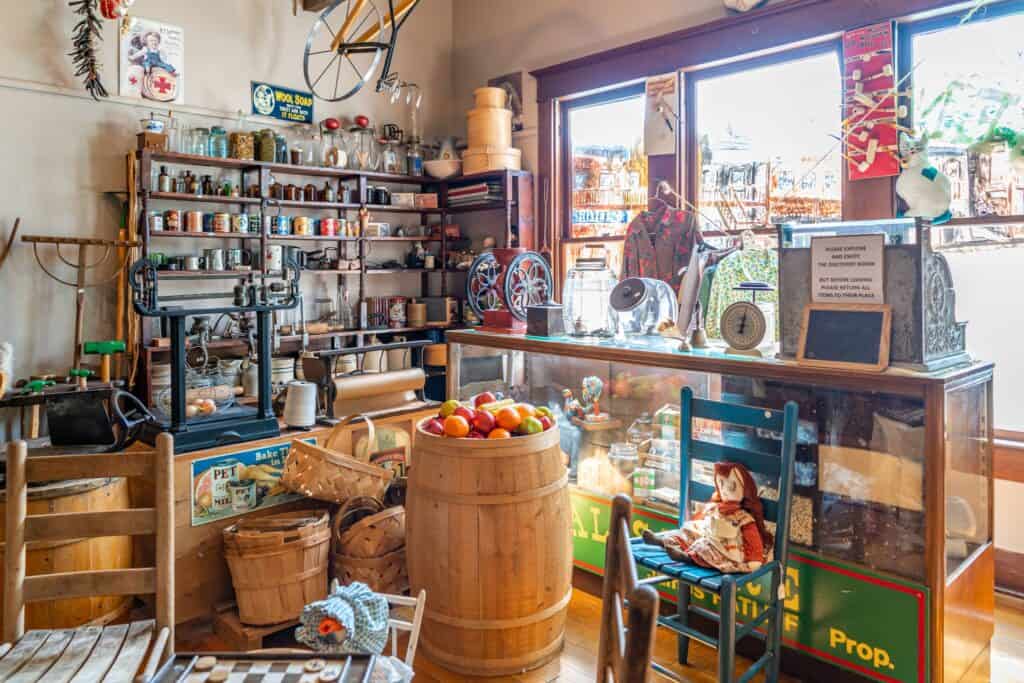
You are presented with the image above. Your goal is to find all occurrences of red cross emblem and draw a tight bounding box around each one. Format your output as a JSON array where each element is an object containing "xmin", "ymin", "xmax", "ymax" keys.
[{"xmin": 153, "ymin": 76, "xmax": 172, "ymax": 94}]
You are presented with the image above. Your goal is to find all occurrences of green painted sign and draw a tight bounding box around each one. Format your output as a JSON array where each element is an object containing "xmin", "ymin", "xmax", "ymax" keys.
[{"xmin": 570, "ymin": 489, "xmax": 929, "ymax": 683}]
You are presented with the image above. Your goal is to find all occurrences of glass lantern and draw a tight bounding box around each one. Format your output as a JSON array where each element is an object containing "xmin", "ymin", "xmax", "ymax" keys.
[{"xmin": 562, "ymin": 257, "xmax": 618, "ymax": 337}]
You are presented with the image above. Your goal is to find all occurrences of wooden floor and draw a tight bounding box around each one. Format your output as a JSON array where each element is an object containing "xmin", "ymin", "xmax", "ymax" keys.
[{"xmin": 182, "ymin": 591, "xmax": 1024, "ymax": 682}]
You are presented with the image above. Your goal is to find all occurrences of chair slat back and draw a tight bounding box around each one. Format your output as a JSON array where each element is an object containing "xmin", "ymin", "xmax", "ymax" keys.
[
  {"xmin": 3, "ymin": 435, "xmax": 175, "ymax": 645},
  {"xmin": 680, "ymin": 387, "xmax": 799, "ymax": 562}
]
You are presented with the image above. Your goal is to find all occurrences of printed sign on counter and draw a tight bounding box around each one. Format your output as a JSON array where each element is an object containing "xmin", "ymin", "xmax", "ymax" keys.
[
  {"xmin": 251, "ymin": 81, "xmax": 314, "ymax": 124},
  {"xmin": 811, "ymin": 234, "xmax": 885, "ymax": 304},
  {"xmin": 190, "ymin": 437, "xmax": 314, "ymax": 526}
]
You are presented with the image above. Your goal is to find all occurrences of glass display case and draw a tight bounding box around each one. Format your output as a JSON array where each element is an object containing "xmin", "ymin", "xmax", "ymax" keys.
[{"xmin": 446, "ymin": 329, "xmax": 993, "ymax": 683}]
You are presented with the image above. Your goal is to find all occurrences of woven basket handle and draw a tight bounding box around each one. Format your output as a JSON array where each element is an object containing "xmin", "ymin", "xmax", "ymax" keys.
[{"xmin": 324, "ymin": 413, "xmax": 377, "ymax": 453}]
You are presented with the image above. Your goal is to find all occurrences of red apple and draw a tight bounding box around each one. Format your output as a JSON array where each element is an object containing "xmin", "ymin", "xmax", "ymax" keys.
[
  {"xmin": 539, "ymin": 416, "xmax": 554, "ymax": 431},
  {"xmin": 474, "ymin": 391, "xmax": 497, "ymax": 408},
  {"xmin": 472, "ymin": 410, "xmax": 496, "ymax": 435},
  {"xmin": 454, "ymin": 406, "xmax": 476, "ymax": 423},
  {"xmin": 423, "ymin": 418, "xmax": 445, "ymax": 435},
  {"xmin": 467, "ymin": 430, "xmax": 486, "ymax": 439}
]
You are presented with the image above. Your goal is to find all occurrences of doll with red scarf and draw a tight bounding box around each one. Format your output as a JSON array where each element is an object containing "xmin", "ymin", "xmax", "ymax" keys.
[{"xmin": 643, "ymin": 462, "xmax": 772, "ymax": 573}]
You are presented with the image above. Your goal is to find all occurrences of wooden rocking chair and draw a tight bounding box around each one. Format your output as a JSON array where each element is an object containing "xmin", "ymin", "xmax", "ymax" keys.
[{"xmin": 1, "ymin": 434, "xmax": 175, "ymax": 682}]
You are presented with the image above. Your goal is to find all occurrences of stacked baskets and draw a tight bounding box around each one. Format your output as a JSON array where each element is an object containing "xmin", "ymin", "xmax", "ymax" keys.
[
  {"xmin": 222, "ymin": 510, "xmax": 331, "ymax": 625},
  {"xmin": 463, "ymin": 87, "xmax": 522, "ymax": 175},
  {"xmin": 279, "ymin": 414, "xmax": 410, "ymax": 594}
]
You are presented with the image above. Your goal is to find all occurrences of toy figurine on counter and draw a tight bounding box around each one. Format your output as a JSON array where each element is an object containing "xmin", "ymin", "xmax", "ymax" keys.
[
  {"xmin": 642, "ymin": 461, "xmax": 772, "ymax": 573},
  {"xmin": 562, "ymin": 375, "xmax": 610, "ymax": 424}
]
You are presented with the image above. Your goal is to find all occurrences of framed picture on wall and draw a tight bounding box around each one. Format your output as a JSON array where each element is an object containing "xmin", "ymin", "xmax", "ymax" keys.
[
  {"xmin": 119, "ymin": 17, "xmax": 185, "ymax": 104},
  {"xmin": 488, "ymin": 72, "xmax": 525, "ymax": 131}
]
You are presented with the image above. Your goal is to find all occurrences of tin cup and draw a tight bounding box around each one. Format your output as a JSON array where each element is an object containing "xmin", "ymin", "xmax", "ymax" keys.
[
  {"xmin": 225, "ymin": 248, "xmax": 252, "ymax": 270},
  {"xmin": 204, "ymin": 248, "xmax": 225, "ymax": 271}
]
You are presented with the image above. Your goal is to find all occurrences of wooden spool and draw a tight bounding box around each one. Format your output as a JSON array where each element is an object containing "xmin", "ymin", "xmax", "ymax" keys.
[
  {"xmin": 407, "ymin": 423, "xmax": 572, "ymax": 676},
  {"xmin": 0, "ymin": 478, "xmax": 133, "ymax": 630},
  {"xmin": 222, "ymin": 510, "xmax": 331, "ymax": 626}
]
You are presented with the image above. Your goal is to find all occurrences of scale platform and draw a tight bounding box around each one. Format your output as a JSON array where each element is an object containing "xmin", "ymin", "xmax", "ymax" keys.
[{"xmin": 139, "ymin": 405, "xmax": 280, "ymax": 453}]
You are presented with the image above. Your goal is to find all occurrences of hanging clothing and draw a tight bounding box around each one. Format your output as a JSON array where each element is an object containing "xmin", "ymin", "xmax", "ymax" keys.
[
  {"xmin": 621, "ymin": 208, "xmax": 704, "ymax": 290},
  {"xmin": 704, "ymin": 247, "xmax": 779, "ymax": 340}
]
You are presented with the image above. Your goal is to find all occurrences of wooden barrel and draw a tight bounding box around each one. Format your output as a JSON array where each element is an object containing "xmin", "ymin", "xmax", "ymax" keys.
[
  {"xmin": 408, "ymin": 424, "xmax": 572, "ymax": 676},
  {"xmin": 0, "ymin": 478, "xmax": 133, "ymax": 629}
]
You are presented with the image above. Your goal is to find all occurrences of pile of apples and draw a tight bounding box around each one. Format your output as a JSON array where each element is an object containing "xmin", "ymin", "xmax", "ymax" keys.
[{"xmin": 421, "ymin": 392, "xmax": 556, "ymax": 439}]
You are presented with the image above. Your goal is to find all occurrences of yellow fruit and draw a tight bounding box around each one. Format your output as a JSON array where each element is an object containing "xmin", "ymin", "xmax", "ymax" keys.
[
  {"xmin": 514, "ymin": 403, "xmax": 538, "ymax": 420},
  {"xmin": 479, "ymin": 398, "xmax": 515, "ymax": 414}
]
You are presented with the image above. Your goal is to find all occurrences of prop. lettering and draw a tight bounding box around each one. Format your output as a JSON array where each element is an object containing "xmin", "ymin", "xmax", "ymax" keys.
[{"xmin": 829, "ymin": 628, "xmax": 896, "ymax": 670}]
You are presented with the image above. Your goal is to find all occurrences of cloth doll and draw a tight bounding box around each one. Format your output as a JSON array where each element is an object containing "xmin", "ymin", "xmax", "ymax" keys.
[{"xmin": 643, "ymin": 461, "xmax": 772, "ymax": 573}]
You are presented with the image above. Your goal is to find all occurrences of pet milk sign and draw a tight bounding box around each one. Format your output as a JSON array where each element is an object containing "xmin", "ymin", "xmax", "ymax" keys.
[
  {"xmin": 569, "ymin": 489, "xmax": 928, "ymax": 683},
  {"xmin": 251, "ymin": 81, "xmax": 314, "ymax": 124}
]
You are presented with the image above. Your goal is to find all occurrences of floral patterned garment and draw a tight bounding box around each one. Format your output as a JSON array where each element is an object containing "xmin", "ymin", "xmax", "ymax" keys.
[
  {"xmin": 704, "ymin": 247, "xmax": 779, "ymax": 340},
  {"xmin": 621, "ymin": 208, "xmax": 704, "ymax": 290}
]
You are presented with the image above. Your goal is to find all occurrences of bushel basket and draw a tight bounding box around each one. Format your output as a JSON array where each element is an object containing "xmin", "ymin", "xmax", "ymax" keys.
[
  {"xmin": 223, "ymin": 510, "xmax": 331, "ymax": 626},
  {"xmin": 281, "ymin": 414, "xmax": 394, "ymax": 504},
  {"xmin": 333, "ymin": 496, "xmax": 406, "ymax": 559}
]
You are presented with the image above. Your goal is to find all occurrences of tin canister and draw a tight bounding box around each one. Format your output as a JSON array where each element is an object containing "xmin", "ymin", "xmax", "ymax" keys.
[
  {"xmin": 202, "ymin": 213, "xmax": 214, "ymax": 233},
  {"xmin": 229, "ymin": 479, "xmax": 257, "ymax": 511},
  {"xmin": 248, "ymin": 212, "xmax": 262, "ymax": 232},
  {"xmin": 212, "ymin": 212, "xmax": 231, "ymax": 233},
  {"xmin": 319, "ymin": 217, "xmax": 339, "ymax": 236},
  {"xmin": 292, "ymin": 216, "xmax": 312, "ymax": 236},
  {"xmin": 185, "ymin": 211, "xmax": 203, "ymax": 233},
  {"xmin": 210, "ymin": 459, "xmax": 241, "ymax": 511},
  {"xmin": 164, "ymin": 209, "xmax": 181, "ymax": 231},
  {"xmin": 230, "ymin": 213, "xmax": 249, "ymax": 233},
  {"xmin": 148, "ymin": 211, "xmax": 164, "ymax": 232},
  {"xmin": 271, "ymin": 215, "xmax": 291, "ymax": 235}
]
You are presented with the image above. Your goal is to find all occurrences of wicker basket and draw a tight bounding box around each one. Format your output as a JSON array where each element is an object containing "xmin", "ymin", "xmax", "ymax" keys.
[
  {"xmin": 333, "ymin": 547, "xmax": 409, "ymax": 595},
  {"xmin": 281, "ymin": 414, "xmax": 395, "ymax": 504},
  {"xmin": 223, "ymin": 510, "xmax": 331, "ymax": 625},
  {"xmin": 333, "ymin": 497, "xmax": 406, "ymax": 559}
]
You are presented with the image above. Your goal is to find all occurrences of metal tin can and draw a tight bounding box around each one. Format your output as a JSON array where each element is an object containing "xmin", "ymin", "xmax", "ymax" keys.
[
  {"xmin": 185, "ymin": 211, "xmax": 203, "ymax": 233},
  {"xmin": 229, "ymin": 479, "xmax": 257, "ymax": 511},
  {"xmin": 248, "ymin": 212, "xmax": 262, "ymax": 232},
  {"xmin": 319, "ymin": 217, "xmax": 339, "ymax": 236},
  {"xmin": 292, "ymin": 216, "xmax": 312, "ymax": 236},
  {"xmin": 230, "ymin": 213, "xmax": 249, "ymax": 233},
  {"xmin": 164, "ymin": 209, "xmax": 181, "ymax": 231},
  {"xmin": 271, "ymin": 215, "xmax": 291, "ymax": 235},
  {"xmin": 148, "ymin": 211, "xmax": 164, "ymax": 232},
  {"xmin": 202, "ymin": 213, "xmax": 214, "ymax": 233},
  {"xmin": 212, "ymin": 212, "xmax": 231, "ymax": 233}
]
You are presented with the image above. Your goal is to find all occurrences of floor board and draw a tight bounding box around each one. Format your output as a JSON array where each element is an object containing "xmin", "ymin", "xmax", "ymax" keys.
[{"xmin": 177, "ymin": 590, "xmax": 1024, "ymax": 682}]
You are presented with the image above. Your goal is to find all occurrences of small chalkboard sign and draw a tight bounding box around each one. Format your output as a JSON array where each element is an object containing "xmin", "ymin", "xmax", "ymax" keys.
[{"xmin": 797, "ymin": 303, "xmax": 892, "ymax": 372}]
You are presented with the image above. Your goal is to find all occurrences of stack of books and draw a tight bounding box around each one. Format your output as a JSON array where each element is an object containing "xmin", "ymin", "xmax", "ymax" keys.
[{"xmin": 448, "ymin": 181, "xmax": 504, "ymax": 207}]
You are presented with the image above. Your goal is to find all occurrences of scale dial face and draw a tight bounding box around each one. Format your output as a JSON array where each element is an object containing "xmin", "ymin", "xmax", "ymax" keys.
[{"xmin": 720, "ymin": 301, "xmax": 767, "ymax": 351}]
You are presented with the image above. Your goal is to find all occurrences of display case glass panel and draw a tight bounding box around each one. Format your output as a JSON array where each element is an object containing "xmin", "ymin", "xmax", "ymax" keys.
[
  {"xmin": 449, "ymin": 337, "xmax": 932, "ymax": 581},
  {"xmin": 944, "ymin": 379, "xmax": 992, "ymax": 576}
]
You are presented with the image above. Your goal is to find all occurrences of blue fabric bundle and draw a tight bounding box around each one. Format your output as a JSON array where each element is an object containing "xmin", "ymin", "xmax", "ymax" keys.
[{"xmin": 295, "ymin": 581, "xmax": 390, "ymax": 654}]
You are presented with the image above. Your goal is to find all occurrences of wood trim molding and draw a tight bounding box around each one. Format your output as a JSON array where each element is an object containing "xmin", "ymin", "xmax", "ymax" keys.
[
  {"xmin": 995, "ymin": 438, "xmax": 1024, "ymax": 483},
  {"xmin": 995, "ymin": 548, "xmax": 1024, "ymax": 596},
  {"xmin": 530, "ymin": 0, "xmax": 978, "ymax": 101}
]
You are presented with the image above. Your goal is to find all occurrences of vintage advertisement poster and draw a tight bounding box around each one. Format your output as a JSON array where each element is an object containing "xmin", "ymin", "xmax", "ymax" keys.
[
  {"xmin": 120, "ymin": 17, "xmax": 184, "ymax": 103},
  {"xmin": 251, "ymin": 81, "xmax": 315, "ymax": 124},
  {"xmin": 190, "ymin": 438, "xmax": 314, "ymax": 527},
  {"xmin": 843, "ymin": 22, "xmax": 900, "ymax": 180},
  {"xmin": 644, "ymin": 74, "xmax": 678, "ymax": 156}
]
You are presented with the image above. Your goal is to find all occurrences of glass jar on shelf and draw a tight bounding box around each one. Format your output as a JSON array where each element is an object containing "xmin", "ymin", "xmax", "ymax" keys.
[
  {"xmin": 322, "ymin": 129, "xmax": 349, "ymax": 168},
  {"xmin": 349, "ymin": 125, "xmax": 380, "ymax": 170},
  {"xmin": 256, "ymin": 128, "xmax": 277, "ymax": 162},
  {"xmin": 208, "ymin": 126, "xmax": 229, "ymax": 158},
  {"xmin": 380, "ymin": 140, "xmax": 403, "ymax": 174},
  {"xmin": 274, "ymin": 132, "xmax": 289, "ymax": 164},
  {"xmin": 627, "ymin": 412, "xmax": 654, "ymax": 447},
  {"xmin": 229, "ymin": 113, "xmax": 255, "ymax": 160},
  {"xmin": 562, "ymin": 255, "xmax": 618, "ymax": 337},
  {"xmin": 191, "ymin": 127, "xmax": 210, "ymax": 156}
]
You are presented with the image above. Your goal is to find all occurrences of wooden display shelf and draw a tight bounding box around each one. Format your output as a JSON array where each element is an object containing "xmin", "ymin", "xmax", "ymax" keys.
[
  {"xmin": 365, "ymin": 204, "xmax": 443, "ymax": 214},
  {"xmin": 366, "ymin": 235, "xmax": 440, "ymax": 242},
  {"xmin": 148, "ymin": 191, "xmax": 260, "ymax": 206},
  {"xmin": 150, "ymin": 231, "xmax": 259, "ymax": 240},
  {"xmin": 156, "ymin": 270, "xmax": 267, "ymax": 280},
  {"xmin": 445, "ymin": 200, "xmax": 516, "ymax": 214},
  {"xmin": 268, "ymin": 234, "xmax": 358, "ymax": 242},
  {"xmin": 273, "ymin": 199, "xmax": 361, "ymax": 210}
]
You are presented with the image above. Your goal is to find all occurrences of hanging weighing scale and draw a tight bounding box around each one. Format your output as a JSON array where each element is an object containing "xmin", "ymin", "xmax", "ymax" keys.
[{"xmin": 720, "ymin": 282, "xmax": 774, "ymax": 357}]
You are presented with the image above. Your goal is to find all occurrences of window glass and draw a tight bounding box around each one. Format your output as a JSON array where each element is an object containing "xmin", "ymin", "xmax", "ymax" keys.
[
  {"xmin": 912, "ymin": 12, "xmax": 1024, "ymax": 217},
  {"xmin": 568, "ymin": 96, "xmax": 648, "ymax": 239},
  {"xmin": 695, "ymin": 51, "xmax": 843, "ymax": 231}
]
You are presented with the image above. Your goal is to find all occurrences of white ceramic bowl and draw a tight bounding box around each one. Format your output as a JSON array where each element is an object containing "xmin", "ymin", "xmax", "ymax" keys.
[{"xmin": 424, "ymin": 159, "xmax": 462, "ymax": 179}]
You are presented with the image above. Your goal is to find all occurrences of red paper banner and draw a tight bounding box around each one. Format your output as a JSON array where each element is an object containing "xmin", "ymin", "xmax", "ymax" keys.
[{"xmin": 843, "ymin": 22, "xmax": 901, "ymax": 181}]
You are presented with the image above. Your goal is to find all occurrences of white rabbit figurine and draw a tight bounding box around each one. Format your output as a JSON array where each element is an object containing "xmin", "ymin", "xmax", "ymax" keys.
[{"xmin": 896, "ymin": 132, "xmax": 953, "ymax": 224}]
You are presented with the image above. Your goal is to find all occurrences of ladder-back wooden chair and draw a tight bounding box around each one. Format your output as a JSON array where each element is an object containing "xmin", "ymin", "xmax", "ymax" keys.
[
  {"xmin": 1, "ymin": 433, "xmax": 175, "ymax": 683},
  {"xmin": 629, "ymin": 388, "xmax": 798, "ymax": 683},
  {"xmin": 597, "ymin": 495, "xmax": 659, "ymax": 683}
]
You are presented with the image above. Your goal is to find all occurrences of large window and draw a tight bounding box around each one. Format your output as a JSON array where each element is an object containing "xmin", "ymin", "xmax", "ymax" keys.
[
  {"xmin": 692, "ymin": 46, "xmax": 843, "ymax": 232},
  {"xmin": 905, "ymin": 5, "xmax": 1024, "ymax": 431}
]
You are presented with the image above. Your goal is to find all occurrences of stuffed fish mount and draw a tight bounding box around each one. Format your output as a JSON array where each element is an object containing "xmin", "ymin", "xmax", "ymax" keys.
[{"xmin": 896, "ymin": 133, "xmax": 953, "ymax": 225}]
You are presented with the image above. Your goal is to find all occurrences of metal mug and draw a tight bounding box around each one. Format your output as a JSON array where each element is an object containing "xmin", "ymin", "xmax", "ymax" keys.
[
  {"xmin": 284, "ymin": 246, "xmax": 306, "ymax": 270},
  {"xmin": 225, "ymin": 248, "xmax": 251, "ymax": 270},
  {"xmin": 184, "ymin": 255, "xmax": 202, "ymax": 271},
  {"xmin": 204, "ymin": 248, "xmax": 225, "ymax": 271},
  {"xmin": 264, "ymin": 245, "xmax": 284, "ymax": 272}
]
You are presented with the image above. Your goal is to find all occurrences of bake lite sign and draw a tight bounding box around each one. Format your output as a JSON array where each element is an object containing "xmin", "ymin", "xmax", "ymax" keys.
[
  {"xmin": 251, "ymin": 81, "xmax": 315, "ymax": 124},
  {"xmin": 569, "ymin": 490, "xmax": 927, "ymax": 683}
]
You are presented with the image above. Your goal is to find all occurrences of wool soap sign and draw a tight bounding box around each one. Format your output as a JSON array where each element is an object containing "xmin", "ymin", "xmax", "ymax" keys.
[
  {"xmin": 811, "ymin": 234, "xmax": 884, "ymax": 304},
  {"xmin": 251, "ymin": 81, "xmax": 314, "ymax": 124}
]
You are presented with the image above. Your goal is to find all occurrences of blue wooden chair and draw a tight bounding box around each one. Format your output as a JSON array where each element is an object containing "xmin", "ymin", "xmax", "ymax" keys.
[{"xmin": 629, "ymin": 387, "xmax": 798, "ymax": 683}]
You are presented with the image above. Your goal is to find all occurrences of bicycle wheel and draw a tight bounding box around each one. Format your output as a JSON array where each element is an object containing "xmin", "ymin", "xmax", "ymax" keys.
[{"xmin": 303, "ymin": 0, "xmax": 386, "ymax": 102}]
